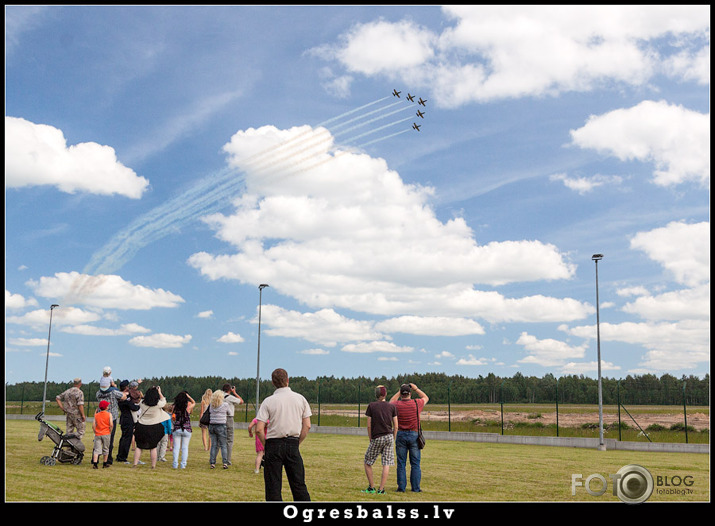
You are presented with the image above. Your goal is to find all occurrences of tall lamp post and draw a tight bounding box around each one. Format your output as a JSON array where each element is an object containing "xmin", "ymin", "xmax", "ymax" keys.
[
  {"xmin": 255, "ymin": 284, "xmax": 269, "ymax": 414},
  {"xmin": 592, "ymin": 254, "xmax": 605, "ymax": 451},
  {"xmin": 41, "ymin": 304, "xmax": 60, "ymax": 415}
]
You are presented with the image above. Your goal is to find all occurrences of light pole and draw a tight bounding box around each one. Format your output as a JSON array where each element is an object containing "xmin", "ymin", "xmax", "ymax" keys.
[
  {"xmin": 41, "ymin": 304, "xmax": 59, "ymax": 415},
  {"xmin": 592, "ymin": 254, "xmax": 605, "ymax": 451},
  {"xmin": 255, "ymin": 284, "xmax": 269, "ymax": 414}
]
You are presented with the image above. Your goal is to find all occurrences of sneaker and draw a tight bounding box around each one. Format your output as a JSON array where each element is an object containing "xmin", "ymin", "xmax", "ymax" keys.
[
  {"xmin": 362, "ymin": 486, "xmax": 376, "ymax": 494},
  {"xmin": 376, "ymin": 489, "xmax": 386, "ymax": 494}
]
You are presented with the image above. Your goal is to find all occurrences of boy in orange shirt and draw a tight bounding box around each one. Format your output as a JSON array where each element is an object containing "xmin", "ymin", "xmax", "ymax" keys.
[{"xmin": 92, "ymin": 400, "xmax": 114, "ymax": 468}]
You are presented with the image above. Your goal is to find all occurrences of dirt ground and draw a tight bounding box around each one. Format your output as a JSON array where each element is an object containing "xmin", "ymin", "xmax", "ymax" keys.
[{"xmin": 321, "ymin": 408, "xmax": 710, "ymax": 431}]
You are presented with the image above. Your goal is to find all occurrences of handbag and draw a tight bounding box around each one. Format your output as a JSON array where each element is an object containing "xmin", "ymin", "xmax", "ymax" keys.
[
  {"xmin": 415, "ymin": 400, "xmax": 426, "ymax": 449},
  {"xmin": 200, "ymin": 405, "xmax": 211, "ymax": 426}
]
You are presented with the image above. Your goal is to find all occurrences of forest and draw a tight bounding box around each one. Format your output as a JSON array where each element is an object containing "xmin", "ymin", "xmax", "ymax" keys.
[{"xmin": 6, "ymin": 371, "xmax": 709, "ymax": 407}]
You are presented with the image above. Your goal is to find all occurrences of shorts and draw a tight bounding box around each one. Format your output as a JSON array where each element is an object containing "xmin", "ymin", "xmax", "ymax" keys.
[
  {"xmin": 93, "ymin": 434, "xmax": 110, "ymax": 456},
  {"xmin": 364, "ymin": 434, "xmax": 395, "ymax": 466}
]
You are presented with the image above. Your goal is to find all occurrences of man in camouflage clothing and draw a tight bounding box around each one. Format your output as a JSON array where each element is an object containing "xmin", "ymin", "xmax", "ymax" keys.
[{"xmin": 56, "ymin": 377, "xmax": 87, "ymax": 438}]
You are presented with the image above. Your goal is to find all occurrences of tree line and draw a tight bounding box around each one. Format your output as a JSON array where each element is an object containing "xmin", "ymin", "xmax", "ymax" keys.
[{"xmin": 6, "ymin": 371, "xmax": 709, "ymax": 407}]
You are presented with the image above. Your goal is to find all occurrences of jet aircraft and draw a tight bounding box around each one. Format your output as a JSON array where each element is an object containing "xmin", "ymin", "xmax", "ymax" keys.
[
  {"xmin": 392, "ymin": 89, "xmax": 401, "ymax": 97},
  {"xmin": 412, "ymin": 123, "xmax": 421, "ymax": 131},
  {"xmin": 406, "ymin": 93, "xmax": 415, "ymax": 102},
  {"xmin": 416, "ymin": 110, "xmax": 425, "ymax": 118},
  {"xmin": 418, "ymin": 97, "xmax": 427, "ymax": 106}
]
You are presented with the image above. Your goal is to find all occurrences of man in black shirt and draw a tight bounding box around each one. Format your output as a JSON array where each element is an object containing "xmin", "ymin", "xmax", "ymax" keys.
[{"xmin": 362, "ymin": 385, "xmax": 398, "ymax": 494}]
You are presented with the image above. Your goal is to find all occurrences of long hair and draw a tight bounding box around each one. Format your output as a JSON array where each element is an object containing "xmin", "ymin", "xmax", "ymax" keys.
[
  {"xmin": 202, "ymin": 389, "xmax": 213, "ymax": 406},
  {"xmin": 143, "ymin": 386, "xmax": 160, "ymax": 407},
  {"xmin": 173, "ymin": 391, "xmax": 189, "ymax": 428},
  {"xmin": 210, "ymin": 389, "xmax": 225, "ymax": 409}
]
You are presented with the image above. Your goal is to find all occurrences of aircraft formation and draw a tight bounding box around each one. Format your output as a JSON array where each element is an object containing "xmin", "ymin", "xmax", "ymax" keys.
[{"xmin": 393, "ymin": 88, "xmax": 426, "ymax": 132}]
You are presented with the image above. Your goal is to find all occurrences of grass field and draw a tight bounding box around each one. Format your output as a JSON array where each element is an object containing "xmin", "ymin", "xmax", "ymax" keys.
[{"xmin": 5, "ymin": 419, "xmax": 709, "ymax": 503}]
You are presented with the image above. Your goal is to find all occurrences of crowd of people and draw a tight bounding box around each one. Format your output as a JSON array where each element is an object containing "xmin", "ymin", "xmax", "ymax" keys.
[{"xmin": 54, "ymin": 367, "xmax": 429, "ymax": 501}]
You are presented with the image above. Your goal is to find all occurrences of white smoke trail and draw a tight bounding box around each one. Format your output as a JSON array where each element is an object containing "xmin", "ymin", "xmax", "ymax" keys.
[{"xmin": 84, "ymin": 96, "xmax": 417, "ymax": 276}]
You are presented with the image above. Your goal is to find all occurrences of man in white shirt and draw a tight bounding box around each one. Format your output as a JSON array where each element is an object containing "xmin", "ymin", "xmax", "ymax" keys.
[{"xmin": 256, "ymin": 368, "xmax": 311, "ymax": 501}]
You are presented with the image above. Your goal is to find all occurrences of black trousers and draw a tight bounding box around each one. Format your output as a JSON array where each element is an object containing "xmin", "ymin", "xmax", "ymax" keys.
[
  {"xmin": 115, "ymin": 418, "xmax": 134, "ymax": 462},
  {"xmin": 263, "ymin": 437, "xmax": 310, "ymax": 501}
]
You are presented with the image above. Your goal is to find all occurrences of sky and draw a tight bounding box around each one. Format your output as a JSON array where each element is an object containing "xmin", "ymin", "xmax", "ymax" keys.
[{"xmin": 5, "ymin": 5, "xmax": 710, "ymax": 388}]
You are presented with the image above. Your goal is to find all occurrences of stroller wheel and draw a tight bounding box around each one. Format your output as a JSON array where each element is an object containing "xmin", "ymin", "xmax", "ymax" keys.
[
  {"xmin": 71, "ymin": 454, "xmax": 83, "ymax": 465},
  {"xmin": 40, "ymin": 456, "xmax": 51, "ymax": 464}
]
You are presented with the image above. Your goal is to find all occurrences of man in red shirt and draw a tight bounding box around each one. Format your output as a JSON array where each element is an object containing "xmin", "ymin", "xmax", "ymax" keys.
[{"xmin": 390, "ymin": 383, "xmax": 429, "ymax": 492}]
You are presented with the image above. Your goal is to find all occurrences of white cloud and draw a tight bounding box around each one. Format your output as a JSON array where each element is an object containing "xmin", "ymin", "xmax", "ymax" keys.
[
  {"xmin": 313, "ymin": 6, "xmax": 709, "ymax": 107},
  {"xmin": 375, "ymin": 316, "xmax": 484, "ymax": 336},
  {"xmin": 456, "ymin": 354, "xmax": 488, "ymax": 366},
  {"xmin": 5, "ymin": 116, "xmax": 149, "ymax": 198},
  {"xmin": 341, "ymin": 341, "xmax": 414, "ymax": 354},
  {"xmin": 189, "ymin": 125, "xmax": 585, "ymax": 326},
  {"xmin": 218, "ymin": 331, "xmax": 245, "ymax": 343},
  {"xmin": 549, "ymin": 173, "xmax": 623, "ymax": 194},
  {"xmin": 61, "ymin": 323, "xmax": 151, "ymax": 336},
  {"xmin": 570, "ymin": 101, "xmax": 710, "ymax": 188},
  {"xmin": 6, "ymin": 306, "xmax": 102, "ymax": 330},
  {"xmin": 129, "ymin": 333, "xmax": 192, "ymax": 348},
  {"xmin": 258, "ymin": 305, "xmax": 386, "ymax": 347},
  {"xmin": 197, "ymin": 310, "xmax": 214, "ymax": 318},
  {"xmin": 312, "ymin": 19, "xmax": 435, "ymax": 76},
  {"xmin": 299, "ymin": 348, "xmax": 330, "ymax": 355},
  {"xmin": 5, "ymin": 290, "xmax": 38, "ymax": 309},
  {"xmin": 26, "ymin": 271, "xmax": 185, "ymax": 310},
  {"xmin": 629, "ymin": 221, "xmax": 710, "ymax": 287},
  {"xmin": 516, "ymin": 331, "xmax": 588, "ymax": 368}
]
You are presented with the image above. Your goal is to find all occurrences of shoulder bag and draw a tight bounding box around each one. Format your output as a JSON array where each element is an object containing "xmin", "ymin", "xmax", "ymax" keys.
[
  {"xmin": 415, "ymin": 399, "xmax": 426, "ymax": 449},
  {"xmin": 200, "ymin": 404, "xmax": 211, "ymax": 426}
]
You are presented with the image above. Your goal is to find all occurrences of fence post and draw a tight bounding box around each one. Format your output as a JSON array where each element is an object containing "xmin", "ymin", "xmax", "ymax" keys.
[
  {"xmin": 358, "ymin": 384, "xmax": 361, "ymax": 428},
  {"xmin": 500, "ymin": 381, "xmax": 504, "ymax": 435},
  {"xmin": 448, "ymin": 382, "xmax": 452, "ymax": 432},
  {"xmin": 555, "ymin": 379, "xmax": 559, "ymax": 437},
  {"xmin": 682, "ymin": 381, "xmax": 688, "ymax": 444},
  {"xmin": 617, "ymin": 381, "xmax": 622, "ymax": 441}
]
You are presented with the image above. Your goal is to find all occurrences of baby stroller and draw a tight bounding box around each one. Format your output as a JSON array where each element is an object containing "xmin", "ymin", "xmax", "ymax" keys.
[{"xmin": 35, "ymin": 412, "xmax": 85, "ymax": 465}]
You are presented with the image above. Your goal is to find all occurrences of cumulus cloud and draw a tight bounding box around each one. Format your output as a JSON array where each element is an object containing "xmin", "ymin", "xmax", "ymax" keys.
[
  {"xmin": 257, "ymin": 305, "xmax": 386, "ymax": 347},
  {"xmin": 5, "ymin": 290, "xmax": 38, "ymax": 309},
  {"xmin": 312, "ymin": 6, "xmax": 709, "ymax": 107},
  {"xmin": 189, "ymin": 125, "xmax": 585, "ymax": 327},
  {"xmin": 516, "ymin": 332, "xmax": 588, "ymax": 368},
  {"xmin": 559, "ymin": 221, "xmax": 710, "ymax": 373},
  {"xmin": 5, "ymin": 116, "xmax": 149, "ymax": 198},
  {"xmin": 629, "ymin": 221, "xmax": 710, "ymax": 287},
  {"xmin": 570, "ymin": 101, "xmax": 710, "ymax": 188},
  {"xmin": 129, "ymin": 333, "xmax": 192, "ymax": 348},
  {"xmin": 26, "ymin": 271, "xmax": 185, "ymax": 310},
  {"xmin": 218, "ymin": 331, "xmax": 245, "ymax": 343}
]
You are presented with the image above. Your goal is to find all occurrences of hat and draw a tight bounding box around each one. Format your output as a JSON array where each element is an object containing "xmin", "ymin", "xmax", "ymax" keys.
[
  {"xmin": 119, "ymin": 380, "xmax": 129, "ymax": 390},
  {"xmin": 99, "ymin": 377, "xmax": 111, "ymax": 389},
  {"xmin": 400, "ymin": 383, "xmax": 412, "ymax": 395},
  {"xmin": 73, "ymin": 377, "xmax": 82, "ymax": 384},
  {"xmin": 99, "ymin": 400, "xmax": 110, "ymax": 410},
  {"xmin": 129, "ymin": 381, "xmax": 139, "ymax": 389},
  {"xmin": 103, "ymin": 366, "xmax": 112, "ymax": 375}
]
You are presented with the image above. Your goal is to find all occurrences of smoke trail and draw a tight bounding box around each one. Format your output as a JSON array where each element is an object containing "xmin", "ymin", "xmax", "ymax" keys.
[{"xmin": 83, "ymin": 96, "xmax": 415, "ymax": 276}]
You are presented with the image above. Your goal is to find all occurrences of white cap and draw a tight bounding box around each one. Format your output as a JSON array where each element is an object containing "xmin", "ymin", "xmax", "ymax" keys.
[{"xmin": 103, "ymin": 366, "xmax": 112, "ymax": 375}]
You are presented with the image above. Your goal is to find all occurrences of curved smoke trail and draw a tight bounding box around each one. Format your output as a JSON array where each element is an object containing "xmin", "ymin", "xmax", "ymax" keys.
[{"xmin": 83, "ymin": 95, "xmax": 418, "ymax": 276}]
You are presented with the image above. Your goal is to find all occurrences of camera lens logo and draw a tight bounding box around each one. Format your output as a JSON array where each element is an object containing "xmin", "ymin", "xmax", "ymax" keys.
[{"xmin": 614, "ymin": 465, "xmax": 654, "ymax": 504}]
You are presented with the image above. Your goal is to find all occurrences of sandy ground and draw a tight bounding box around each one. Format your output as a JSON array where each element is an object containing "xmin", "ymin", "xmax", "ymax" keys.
[{"xmin": 321, "ymin": 408, "xmax": 710, "ymax": 431}]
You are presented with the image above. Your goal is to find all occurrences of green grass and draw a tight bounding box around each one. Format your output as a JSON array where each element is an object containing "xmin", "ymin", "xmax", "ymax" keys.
[{"xmin": 5, "ymin": 419, "xmax": 709, "ymax": 502}]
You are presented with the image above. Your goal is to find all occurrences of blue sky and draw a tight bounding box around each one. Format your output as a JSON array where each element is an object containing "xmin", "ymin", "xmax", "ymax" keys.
[{"xmin": 5, "ymin": 6, "xmax": 710, "ymax": 387}]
